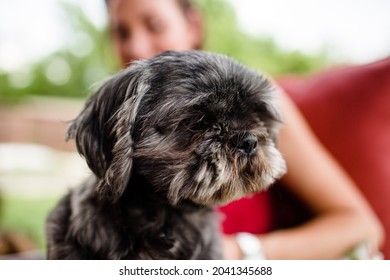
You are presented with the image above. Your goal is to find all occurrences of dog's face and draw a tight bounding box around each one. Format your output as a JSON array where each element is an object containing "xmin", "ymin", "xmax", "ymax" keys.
[{"xmin": 67, "ymin": 51, "xmax": 286, "ymax": 205}]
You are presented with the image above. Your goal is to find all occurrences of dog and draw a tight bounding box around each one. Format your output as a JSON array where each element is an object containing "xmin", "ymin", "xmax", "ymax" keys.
[{"xmin": 46, "ymin": 51, "xmax": 286, "ymax": 259}]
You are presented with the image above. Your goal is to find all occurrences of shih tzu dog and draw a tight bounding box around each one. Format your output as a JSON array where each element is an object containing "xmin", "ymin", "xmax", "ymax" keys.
[{"xmin": 46, "ymin": 51, "xmax": 286, "ymax": 260}]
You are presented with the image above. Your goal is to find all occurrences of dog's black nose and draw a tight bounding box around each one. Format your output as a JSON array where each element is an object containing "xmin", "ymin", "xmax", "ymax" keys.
[{"xmin": 232, "ymin": 133, "xmax": 258, "ymax": 156}]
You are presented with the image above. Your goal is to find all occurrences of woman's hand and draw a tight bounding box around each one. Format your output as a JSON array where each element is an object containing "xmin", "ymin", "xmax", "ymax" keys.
[{"xmin": 221, "ymin": 234, "xmax": 243, "ymax": 260}]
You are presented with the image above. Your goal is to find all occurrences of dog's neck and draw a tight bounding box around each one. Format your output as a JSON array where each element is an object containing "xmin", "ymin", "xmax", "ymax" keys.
[{"xmin": 120, "ymin": 172, "xmax": 206, "ymax": 213}]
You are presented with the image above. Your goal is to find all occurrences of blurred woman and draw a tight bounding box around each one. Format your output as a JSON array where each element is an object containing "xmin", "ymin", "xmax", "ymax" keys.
[{"xmin": 105, "ymin": 0, "xmax": 384, "ymax": 259}]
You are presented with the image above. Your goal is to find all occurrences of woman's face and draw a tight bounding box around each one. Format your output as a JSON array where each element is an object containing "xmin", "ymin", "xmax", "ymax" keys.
[{"xmin": 108, "ymin": 0, "xmax": 202, "ymax": 67}]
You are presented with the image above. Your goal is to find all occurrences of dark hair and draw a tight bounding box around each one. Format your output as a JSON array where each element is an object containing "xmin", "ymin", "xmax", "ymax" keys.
[
  {"xmin": 104, "ymin": 0, "xmax": 194, "ymax": 13},
  {"xmin": 176, "ymin": 0, "xmax": 193, "ymax": 12}
]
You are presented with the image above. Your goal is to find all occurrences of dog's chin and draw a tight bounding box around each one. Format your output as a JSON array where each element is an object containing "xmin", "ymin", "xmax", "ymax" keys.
[{"xmin": 166, "ymin": 145, "xmax": 286, "ymax": 206}]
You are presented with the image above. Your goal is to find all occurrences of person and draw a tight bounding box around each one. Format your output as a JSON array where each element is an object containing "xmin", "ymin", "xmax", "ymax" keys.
[{"xmin": 104, "ymin": 0, "xmax": 384, "ymax": 259}]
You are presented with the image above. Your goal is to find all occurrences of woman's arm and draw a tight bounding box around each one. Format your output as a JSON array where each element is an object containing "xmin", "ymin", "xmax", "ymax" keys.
[{"xmin": 223, "ymin": 92, "xmax": 384, "ymax": 260}]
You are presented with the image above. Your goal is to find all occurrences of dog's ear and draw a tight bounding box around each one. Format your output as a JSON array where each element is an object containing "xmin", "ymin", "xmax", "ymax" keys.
[{"xmin": 66, "ymin": 63, "xmax": 150, "ymax": 202}]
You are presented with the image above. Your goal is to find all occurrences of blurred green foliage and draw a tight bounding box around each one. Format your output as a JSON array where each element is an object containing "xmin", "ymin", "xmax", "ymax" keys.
[
  {"xmin": 1, "ymin": 196, "xmax": 58, "ymax": 250},
  {"xmin": 0, "ymin": 2, "xmax": 119, "ymax": 104},
  {"xmin": 0, "ymin": 0, "xmax": 330, "ymax": 104},
  {"xmin": 199, "ymin": 0, "xmax": 329, "ymax": 75}
]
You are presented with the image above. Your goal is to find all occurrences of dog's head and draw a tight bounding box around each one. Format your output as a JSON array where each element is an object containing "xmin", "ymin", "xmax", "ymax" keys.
[{"xmin": 67, "ymin": 51, "xmax": 286, "ymax": 205}]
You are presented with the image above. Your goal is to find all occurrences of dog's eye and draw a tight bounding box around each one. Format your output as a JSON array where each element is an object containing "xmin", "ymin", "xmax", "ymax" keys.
[
  {"xmin": 178, "ymin": 118, "xmax": 204, "ymax": 133},
  {"xmin": 155, "ymin": 124, "xmax": 169, "ymax": 135},
  {"xmin": 155, "ymin": 118, "xmax": 205, "ymax": 136},
  {"xmin": 155, "ymin": 121, "xmax": 184, "ymax": 135}
]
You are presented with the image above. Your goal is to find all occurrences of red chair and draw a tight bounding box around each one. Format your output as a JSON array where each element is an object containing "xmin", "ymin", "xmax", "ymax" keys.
[{"xmin": 277, "ymin": 57, "xmax": 390, "ymax": 259}]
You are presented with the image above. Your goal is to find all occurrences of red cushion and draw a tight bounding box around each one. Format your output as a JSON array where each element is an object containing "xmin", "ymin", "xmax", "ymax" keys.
[{"xmin": 278, "ymin": 57, "xmax": 390, "ymax": 259}]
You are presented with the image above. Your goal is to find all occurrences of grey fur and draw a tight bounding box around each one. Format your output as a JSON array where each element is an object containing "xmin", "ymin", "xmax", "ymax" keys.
[{"xmin": 46, "ymin": 51, "xmax": 286, "ymax": 259}]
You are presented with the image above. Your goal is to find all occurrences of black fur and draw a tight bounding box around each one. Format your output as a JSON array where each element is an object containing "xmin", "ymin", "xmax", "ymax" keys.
[{"xmin": 46, "ymin": 51, "xmax": 286, "ymax": 259}]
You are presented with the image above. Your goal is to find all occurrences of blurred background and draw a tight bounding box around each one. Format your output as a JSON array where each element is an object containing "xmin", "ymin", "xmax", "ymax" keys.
[{"xmin": 0, "ymin": 0, "xmax": 389, "ymax": 259}]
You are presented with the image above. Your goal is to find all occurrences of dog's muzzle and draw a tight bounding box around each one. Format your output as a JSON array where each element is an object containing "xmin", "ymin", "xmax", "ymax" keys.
[{"xmin": 230, "ymin": 132, "xmax": 258, "ymax": 156}]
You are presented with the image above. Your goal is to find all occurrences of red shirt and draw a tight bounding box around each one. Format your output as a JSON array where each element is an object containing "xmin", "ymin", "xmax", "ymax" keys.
[{"xmin": 219, "ymin": 191, "xmax": 271, "ymax": 234}]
